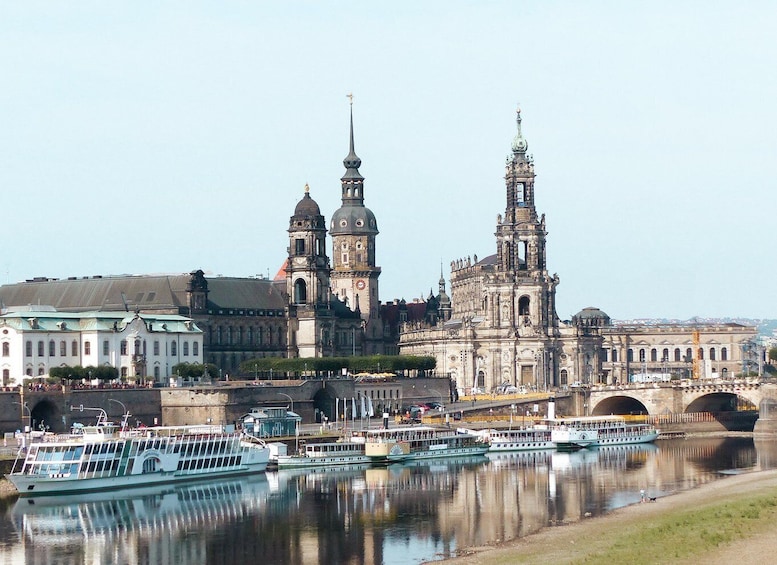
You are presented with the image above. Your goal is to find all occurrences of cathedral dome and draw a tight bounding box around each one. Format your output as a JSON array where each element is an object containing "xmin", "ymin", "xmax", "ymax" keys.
[
  {"xmin": 330, "ymin": 205, "xmax": 378, "ymax": 235},
  {"xmin": 294, "ymin": 184, "xmax": 321, "ymax": 217}
]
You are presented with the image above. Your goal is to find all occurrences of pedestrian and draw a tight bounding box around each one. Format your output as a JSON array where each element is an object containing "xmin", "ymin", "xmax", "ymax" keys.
[{"xmin": 640, "ymin": 489, "xmax": 645, "ymax": 503}]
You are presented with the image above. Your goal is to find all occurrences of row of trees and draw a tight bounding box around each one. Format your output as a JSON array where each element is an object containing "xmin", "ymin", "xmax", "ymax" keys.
[
  {"xmin": 49, "ymin": 365, "xmax": 119, "ymax": 382},
  {"xmin": 239, "ymin": 355, "xmax": 437, "ymax": 378}
]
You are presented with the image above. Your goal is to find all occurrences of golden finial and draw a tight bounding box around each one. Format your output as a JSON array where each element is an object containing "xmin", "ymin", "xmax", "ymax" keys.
[
  {"xmin": 304, "ymin": 183, "xmax": 310, "ymax": 194},
  {"xmin": 347, "ymin": 92, "xmax": 354, "ymax": 106}
]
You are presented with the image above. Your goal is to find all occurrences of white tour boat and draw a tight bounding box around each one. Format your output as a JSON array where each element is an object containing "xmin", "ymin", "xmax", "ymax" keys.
[
  {"xmin": 6, "ymin": 411, "xmax": 270, "ymax": 497},
  {"xmin": 274, "ymin": 441, "xmax": 371, "ymax": 469},
  {"xmin": 350, "ymin": 426, "xmax": 489, "ymax": 464},
  {"xmin": 484, "ymin": 425, "xmax": 555, "ymax": 452},
  {"xmin": 549, "ymin": 416, "xmax": 659, "ymax": 449}
]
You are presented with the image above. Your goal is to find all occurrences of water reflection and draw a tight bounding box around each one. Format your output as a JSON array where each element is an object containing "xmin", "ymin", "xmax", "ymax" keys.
[{"xmin": 2, "ymin": 437, "xmax": 775, "ymax": 565}]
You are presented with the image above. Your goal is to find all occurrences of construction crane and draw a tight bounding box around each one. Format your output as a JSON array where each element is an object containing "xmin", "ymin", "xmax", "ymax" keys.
[{"xmin": 692, "ymin": 329, "xmax": 701, "ymax": 379}]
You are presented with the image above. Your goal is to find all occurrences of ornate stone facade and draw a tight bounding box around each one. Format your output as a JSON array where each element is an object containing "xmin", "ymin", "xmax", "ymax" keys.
[{"xmin": 399, "ymin": 111, "xmax": 757, "ymax": 395}]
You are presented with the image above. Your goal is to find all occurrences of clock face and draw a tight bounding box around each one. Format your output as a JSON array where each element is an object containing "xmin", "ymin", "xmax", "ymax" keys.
[{"xmin": 356, "ymin": 279, "xmax": 366, "ymax": 290}]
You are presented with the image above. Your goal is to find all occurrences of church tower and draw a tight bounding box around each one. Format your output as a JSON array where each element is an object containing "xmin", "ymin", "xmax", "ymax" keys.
[
  {"xmin": 330, "ymin": 100, "xmax": 382, "ymax": 352},
  {"xmin": 286, "ymin": 184, "xmax": 333, "ymax": 357},
  {"xmin": 493, "ymin": 108, "xmax": 559, "ymax": 332}
]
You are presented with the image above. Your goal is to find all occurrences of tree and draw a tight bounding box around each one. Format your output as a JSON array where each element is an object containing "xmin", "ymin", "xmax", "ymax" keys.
[{"xmin": 769, "ymin": 347, "xmax": 777, "ymax": 363}]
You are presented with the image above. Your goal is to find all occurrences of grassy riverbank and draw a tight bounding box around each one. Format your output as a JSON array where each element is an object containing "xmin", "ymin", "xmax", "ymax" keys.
[{"xmin": 439, "ymin": 469, "xmax": 777, "ymax": 565}]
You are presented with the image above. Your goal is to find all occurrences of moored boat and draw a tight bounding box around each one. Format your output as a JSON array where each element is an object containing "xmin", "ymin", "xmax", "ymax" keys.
[
  {"xmin": 5, "ymin": 411, "xmax": 270, "ymax": 497},
  {"xmin": 274, "ymin": 441, "xmax": 370, "ymax": 469},
  {"xmin": 484, "ymin": 426, "xmax": 555, "ymax": 452},
  {"xmin": 351, "ymin": 426, "xmax": 489, "ymax": 464},
  {"xmin": 550, "ymin": 425, "xmax": 599, "ymax": 450},
  {"xmin": 549, "ymin": 416, "xmax": 659, "ymax": 449}
]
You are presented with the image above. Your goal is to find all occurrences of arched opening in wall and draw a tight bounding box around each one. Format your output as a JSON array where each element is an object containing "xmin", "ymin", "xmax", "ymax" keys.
[
  {"xmin": 29, "ymin": 399, "xmax": 62, "ymax": 433},
  {"xmin": 477, "ymin": 370, "xmax": 485, "ymax": 389},
  {"xmin": 294, "ymin": 279, "xmax": 307, "ymax": 304},
  {"xmin": 517, "ymin": 240, "xmax": 527, "ymax": 270},
  {"xmin": 518, "ymin": 296, "xmax": 530, "ymax": 317},
  {"xmin": 591, "ymin": 396, "xmax": 649, "ymax": 416},
  {"xmin": 686, "ymin": 393, "xmax": 756, "ymax": 413},
  {"xmin": 560, "ymin": 369, "xmax": 568, "ymax": 386}
]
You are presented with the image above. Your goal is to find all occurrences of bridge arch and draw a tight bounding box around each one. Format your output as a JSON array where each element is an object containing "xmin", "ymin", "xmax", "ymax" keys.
[
  {"xmin": 591, "ymin": 395, "xmax": 650, "ymax": 416},
  {"xmin": 685, "ymin": 392, "xmax": 756, "ymax": 413}
]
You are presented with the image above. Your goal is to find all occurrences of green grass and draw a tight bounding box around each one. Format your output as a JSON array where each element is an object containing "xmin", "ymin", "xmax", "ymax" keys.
[{"xmin": 566, "ymin": 494, "xmax": 777, "ymax": 565}]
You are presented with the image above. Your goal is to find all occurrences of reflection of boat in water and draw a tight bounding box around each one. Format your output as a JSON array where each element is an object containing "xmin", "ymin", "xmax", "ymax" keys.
[
  {"xmin": 351, "ymin": 426, "xmax": 489, "ymax": 464},
  {"xmin": 551, "ymin": 442, "xmax": 659, "ymax": 472},
  {"xmin": 11, "ymin": 475, "xmax": 270, "ymax": 545},
  {"xmin": 486, "ymin": 449, "xmax": 555, "ymax": 468},
  {"xmin": 6, "ymin": 412, "xmax": 270, "ymax": 497}
]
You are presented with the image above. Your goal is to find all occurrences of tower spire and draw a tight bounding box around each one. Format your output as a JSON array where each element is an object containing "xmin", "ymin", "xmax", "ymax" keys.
[{"xmin": 342, "ymin": 93, "xmax": 363, "ymax": 179}]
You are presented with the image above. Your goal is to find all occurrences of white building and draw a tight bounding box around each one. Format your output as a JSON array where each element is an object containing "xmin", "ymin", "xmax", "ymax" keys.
[{"xmin": 0, "ymin": 306, "xmax": 203, "ymax": 387}]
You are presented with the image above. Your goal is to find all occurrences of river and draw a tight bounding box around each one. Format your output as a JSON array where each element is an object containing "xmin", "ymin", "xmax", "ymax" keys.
[{"xmin": 1, "ymin": 436, "xmax": 775, "ymax": 564}]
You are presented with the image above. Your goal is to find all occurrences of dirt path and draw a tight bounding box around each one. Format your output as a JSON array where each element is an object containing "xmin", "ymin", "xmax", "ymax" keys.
[{"xmin": 435, "ymin": 469, "xmax": 777, "ymax": 564}]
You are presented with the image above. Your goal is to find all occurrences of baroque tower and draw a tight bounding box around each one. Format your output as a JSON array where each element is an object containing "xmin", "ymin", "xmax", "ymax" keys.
[
  {"xmin": 330, "ymin": 101, "xmax": 382, "ymax": 352},
  {"xmin": 286, "ymin": 184, "xmax": 332, "ymax": 357}
]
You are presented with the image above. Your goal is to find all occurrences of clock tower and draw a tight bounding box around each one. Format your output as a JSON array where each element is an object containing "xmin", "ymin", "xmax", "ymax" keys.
[{"xmin": 330, "ymin": 101, "xmax": 382, "ymax": 352}]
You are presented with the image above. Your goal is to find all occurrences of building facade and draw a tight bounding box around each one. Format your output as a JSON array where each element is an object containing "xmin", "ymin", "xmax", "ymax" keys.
[
  {"xmin": 0, "ymin": 307, "xmax": 202, "ymax": 387},
  {"xmin": 398, "ymin": 110, "xmax": 757, "ymax": 395}
]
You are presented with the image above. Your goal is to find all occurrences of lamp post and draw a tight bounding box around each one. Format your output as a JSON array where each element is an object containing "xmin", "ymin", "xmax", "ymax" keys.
[
  {"xmin": 13, "ymin": 401, "xmax": 32, "ymax": 432},
  {"xmin": 109, "ymin": 398, "xmax": 129, "ymax": 432},
  {"xmin": 277, "ymin": 392, "xmax": 297, "ymax": 451}
]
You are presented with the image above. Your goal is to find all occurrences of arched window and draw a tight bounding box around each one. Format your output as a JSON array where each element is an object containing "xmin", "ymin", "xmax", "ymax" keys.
[
  {"xmin": 49, "ymin": 340, "xmax": 56, "ymax": 356},
  {"xmin": 686, "ymin": 348, "xmax": 692, "ymax": 361},
  {"xmin": 25, "ymin": 341, "xmax": 32, "ymax": 357},
  {"xmin": 121, "ymin": 340, "xmax": 128, "ymax": 355},
  {"xmin": 639, "ymin": 349, "xmax": 646, "ymax": 362},
  {"xmin": 1, "ymin": 343, "xmax": 8, "ymax": 356},
  {"xmin": 71, "ymin": 340, "xmax": 78, "ymax": 356},
  {"xmin": 698, "ymin": 348, "xmax": 704, "ymax": 360},
  {"xmin": 560, "ymin": 369, "xmax": 568, "ymax": 386},
  {"xmin": 38, "ymin": 341, "xmax": 44, "ymax": 356},
  {"xmin": 628, "ymin": 349, "xmax": 634, "ymax": 362},
  {"xmin": 183, "ymin": 342, "xmax": 189, "ymax": 356},
  {"xmin": 710, "ymin": 348, "xmax": 716, "ymax": 361},
  {"xmin": 294, "ymin": 279, "xmax": 307, "ymax": 304},
  {"xmin": 518, "ymin": 296, "xmax": 530, "ymax": 316},
  {"xmin": 650, "ymin": 348, "xmax": 657, "ymax": 362},
  {"xmin": 84, "ymin": 341, "xmax": 91, "ymax": 355},
  {"xmin": 59, "ymin": 341, "xmax": 66, "ymax": 356},
  {"xmin": 662, "ymin": 348, "xmax": 669, "ymax": 362},
  {"xmin": 722, "ymin": 347, "xmax": 728, "ymax": 361},
  {"xmin": 193, "ymin": 342, "xmax": 199, "ymax": 356}
]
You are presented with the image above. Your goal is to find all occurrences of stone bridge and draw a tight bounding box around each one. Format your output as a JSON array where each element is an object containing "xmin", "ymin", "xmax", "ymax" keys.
[{"xmin": 576, "ymin": 379, "xmax": 777, "ymax": 434}]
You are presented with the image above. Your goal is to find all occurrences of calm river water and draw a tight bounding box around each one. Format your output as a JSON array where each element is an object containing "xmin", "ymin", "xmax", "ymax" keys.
[{"xmin": 1, "ymin": 436, "xmax": 775, "ymax": 565}]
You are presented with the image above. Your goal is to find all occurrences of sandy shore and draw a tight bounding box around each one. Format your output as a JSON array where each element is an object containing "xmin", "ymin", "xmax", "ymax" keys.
[{"xmin": 435, "ymin": 468, "xmax": 777, "ymax": 564}]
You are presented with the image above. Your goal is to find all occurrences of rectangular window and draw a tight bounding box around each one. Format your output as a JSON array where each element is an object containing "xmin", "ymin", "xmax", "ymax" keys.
[
  {"xmin": 193, "ymin": 342, "xmax": 199, "ymax": 356},
  {"xmin": 295, "ymin": 238, "xmax": 305, "ymax": 255},
  {"xmin": 103, "ymin": 340, "xmax": 110, "ymax": 356},
  {"xmin": 38, "ymin": 341, "xmax": 44, "ymax": 356},
  {"xmin": 120, "ymin": 340, "xmax": 128, "ymax": 355},
  {"xmin": 183, "ymin": 342, "xmax": 189, "ymax": 356},
  {"xmin": 71, "ymin": 341, "xmax": 78, "ymax": 357},
  {"xmin": 49, "ymin": 341, "xmax": 56, "ymax": 356},
  {"xmin": 60, "ymin": 341, "xmax": 66, "ymax": 356},
  {"xmin": 154, "ymin": 340, "xmax": 160, "ymax": 356},
  {"xmin": 26, "ymin": 341, "xmax": 32, "ymax": 357},
  {"xmin": 84, "ymin": 341, "xmax": 91, "ymax": 355}
]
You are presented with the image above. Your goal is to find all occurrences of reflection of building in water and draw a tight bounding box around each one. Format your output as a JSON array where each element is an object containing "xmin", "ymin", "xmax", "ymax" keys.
[{"xmin": 12, "ymin": 477, "xmax": 270, "ymax": 565}]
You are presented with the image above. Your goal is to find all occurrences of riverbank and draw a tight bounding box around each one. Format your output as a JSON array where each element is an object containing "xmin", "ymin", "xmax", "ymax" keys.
[{"xmin": 435, "ymin": 468, "xmax": 777, "ymax": 564}]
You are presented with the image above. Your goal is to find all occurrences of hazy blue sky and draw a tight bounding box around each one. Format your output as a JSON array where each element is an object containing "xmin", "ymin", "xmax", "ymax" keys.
[{"xmin": 1, "ymin": 2, "xmax": 774, "ymax": 320}]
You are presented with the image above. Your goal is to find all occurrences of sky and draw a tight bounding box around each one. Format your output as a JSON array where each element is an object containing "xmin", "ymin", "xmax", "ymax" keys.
[{"xmin": 1, "ymin": 1, "xmax": 775, "ymax": 321}]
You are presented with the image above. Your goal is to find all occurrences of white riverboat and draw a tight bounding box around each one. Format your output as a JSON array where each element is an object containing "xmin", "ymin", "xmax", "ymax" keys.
[
  {"xmin": 551, "ymin": 424, "xmax": 599, "ymax": 450},
  {"xmin": 484, "ymin": 426, "xmax": 556, "ymax": 452},
  {"xmin": 550, "ymin": 416, "xmax": 659, "ymax": 449},
  {"xmin": 351, "ymin": 426, "xmax": 489, "ymax": 464},
  {"xmin": 274, "ymin": 441, "xmax": 370, "ymax": 469},
  {"xmin": 6, "ymin": 412, "xmax": 270, "ymax": 497}
]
